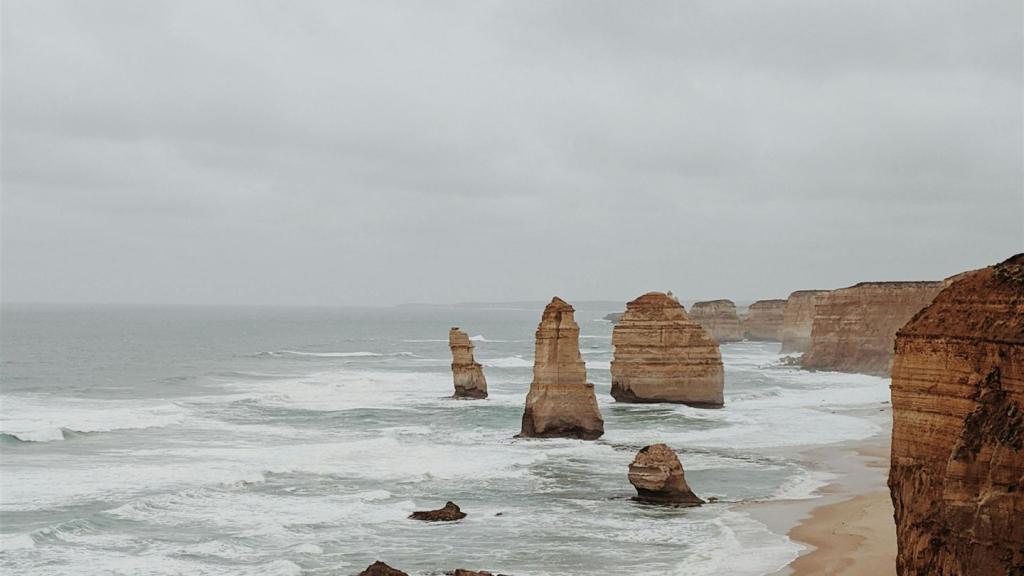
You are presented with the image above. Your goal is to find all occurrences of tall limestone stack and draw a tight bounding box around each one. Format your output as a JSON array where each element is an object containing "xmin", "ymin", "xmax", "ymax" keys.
[
  {"xmin": 689, "ymin": 300, "xmax": 742, "ymax": 342},
  {"xmin": 449, "ymin": 328, "xmax": 487, "ymax": 399},
  {"xmin": 610, "ymin": 292, "xmax": 724, "ymax": 406},
  {"xmin": 800, "ymin": 281, "xmax": 945, "ymax": 375},
  {"xmin": 519, "ymin": 297, "xmax": 604, "ymax": 440},
  {"xmin": 741, "ymin": 299, "xmax": 786, "ymax": 341},
  {"xmin": 780, "ymin": 290, "xmax": 829, "ymax": 353},
  {"xmin": 889, "ymin": 254, "xmax": 1024, "ymax": 575}
]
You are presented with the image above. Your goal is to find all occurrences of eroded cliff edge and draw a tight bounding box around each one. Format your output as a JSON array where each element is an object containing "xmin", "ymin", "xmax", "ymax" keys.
[
  {"xmin": 742, "ymin": 299, "xmax": 786, "ymax": 341},
  {"xmin": 689, "ymin": 299, "xmax": 742, "ymax": 343},
  {"xmin": 780, "ymin": 290, "xmax": 829, "ymax": 353}
]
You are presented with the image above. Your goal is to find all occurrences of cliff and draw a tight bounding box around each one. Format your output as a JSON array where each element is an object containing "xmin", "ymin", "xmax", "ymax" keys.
[
  {"xmin": 780, "ymin": 290, "xmax": 829, "ymax": 353},
  {"xmin": 449, "ymin": 328, "xmax": 488, "ymax": 399},
  {"xmin": 801, "ymin": 281, "xmax": 945, "ymax": 375},
  {"xmin": 889, "ymin": 254, "xmax": 1024, "ymax": 575},
  {"xmin": 519, "ymin": 297, "xmax": 604, "ymax": 440},
  {"xmin": 742, "ymin": 299, "xmax": 787, "ymax": 341},
  {"xmin": 610, "ymin": 292, "xmax": 723, "ymax": 406},
  {"xmin": 689, "ymin": 299, "xmax": 742, "ymax": 342}
]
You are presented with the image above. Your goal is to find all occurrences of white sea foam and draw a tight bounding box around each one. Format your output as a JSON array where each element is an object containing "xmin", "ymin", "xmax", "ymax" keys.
[
  {"xmin": 269, "ymin": 350, "xmax": 384, "ymax": 358},
  {"xmin": 482, "ymin": 356, "xmax": 533, "ymax": 368},
  {"xmin": 0, "ymin": 396, "xmax": 189, "ymax": 443}
]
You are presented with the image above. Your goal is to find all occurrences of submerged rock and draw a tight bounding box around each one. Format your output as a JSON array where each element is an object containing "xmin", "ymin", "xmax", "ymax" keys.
[
  {"xmin": 780, "ymin": 290, "xmax": 829, "ymax": 353},
  {"xmin": 409, "ymin": 501, "xmax": 467, "ymax": 522},
  {"xmin": 688, "ymin": 300, "xmax": 742, "ymax": 342},
  {"xmin": 741, "ymin": 299, "xmax": 786, "ymax": 341},
  {"xmin": 628, "ymin": 443, "xmax": 703, "ymax": 506},
  {"xmin": 449, "ymin": 327, "xmax": 488, "ymax": 399},
  {"xmin": 357, "ymin": 561, "xmax": 408, "ymax": 576}
]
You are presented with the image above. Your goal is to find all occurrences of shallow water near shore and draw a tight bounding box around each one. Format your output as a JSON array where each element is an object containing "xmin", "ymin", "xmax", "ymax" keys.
[{"xmin": 1, "ymin": 304, "xmax": 891, "ymax": 575}]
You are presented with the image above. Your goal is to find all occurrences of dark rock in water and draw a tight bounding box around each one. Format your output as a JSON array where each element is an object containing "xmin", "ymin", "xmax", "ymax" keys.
[
  {"xmin": 628, "ymin": 444, "xmax": 704, "ymax": 506},
  {"xmin": 409, "ymin": 501, "xmax": 467, "ymax": 522},
  {"xmin": 358, "ymin": 561, "xmax": 408, "ymax": 576},
  {"xmin": 604, "ymin": 312, "xmax": 623, "ymax": 323}
]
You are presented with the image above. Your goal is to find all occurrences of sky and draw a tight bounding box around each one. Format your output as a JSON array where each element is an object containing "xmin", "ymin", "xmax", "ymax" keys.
[{"xmin": 2, "ymin": 0, "xmax": 1022, "ymax": 306}]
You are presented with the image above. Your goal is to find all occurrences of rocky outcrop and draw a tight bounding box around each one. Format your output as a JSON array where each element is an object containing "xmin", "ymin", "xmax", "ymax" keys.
[
  {"xmin": 801, "ymin": 281, "xmax": 945, "ymax": 375},
  {"xmin": 780, "ymin": 290, "xmax": 829, "ymax": 353},
  {"xmin": 610, "ymin": 292, "xmax": 724, "ymax": 407},
  {"xmin": 604, "ymin": 312, "xmax": 623, "ymax": 323},
  {"xmin": 628, "ymin": 443, "xmax": 703, "ymax": 506},
  {"xmin": 689, "ymin": 300, "xmax": 742, "ymax": 342},
  {"xmin": 358, "ymin": 562, "xmax": 408, "ymax": 576},
  {"xmin": 519, "ymin": 297, "xmax": 604, "ymax": 440},
  {"xmin": 409, "ymin": 501, "xmax": 467, "ymax": 522},
  {"xmin": 889, "ymin": 254, "xmax": 1024, "ymax": 576},
  {"xmin": 742, "ymin": 299, "xmax": 786, "ymax": 341},
  {"xmin": 449, "ymin": 328, "xmax": 487, "ymax": 399}
]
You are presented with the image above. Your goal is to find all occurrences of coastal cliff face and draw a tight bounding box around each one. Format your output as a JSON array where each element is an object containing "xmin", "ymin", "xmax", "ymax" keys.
[
  {"xmin": 610, "ymin": 292, "xmax": 723, "ymax": 406},
  {"xmin": 449, "ymin": 328, "xmax": 488, "ymax": 399},
  {"xmin": 689, "ymin": 300, "xmax": 742, "ymax": 342},
  {"xmin": 780, "ymin": 290, "xmax": 829, "ymax": 353},
  {"xmin": 519, "ymin": 297, "xmax": 604, "ymax": 440},
  {"xmin": 801, "ymin": 281, "xmax": 944, "ymax": 375},
  {"xmin": 889, "ymin": 254, "xmax": 1024, "ymax": 575},
  {"xmin": 742, "ymin": 299, "xmax": 786, "ymax": 341}
]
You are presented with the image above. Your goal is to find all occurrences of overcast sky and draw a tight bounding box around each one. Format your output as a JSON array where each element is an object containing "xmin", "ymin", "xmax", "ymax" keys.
[{"xmin": 2, "ymin": 1, "xmax": 1022, "ymax": 306}]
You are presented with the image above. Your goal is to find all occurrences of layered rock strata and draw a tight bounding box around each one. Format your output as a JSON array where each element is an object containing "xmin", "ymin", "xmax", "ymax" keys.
[
  {"xmin": 801, "ymin": 281, "xmax": 944, "ymax": 375},
  {"xmin": 889, "ymin": 254, "xmax": 1024, "ymax": 575},
  {"xmin": 628, "ymin": 443, "xmax": 703, "ymax": 506},
  {"xmin": 742, "ymin": 299, "xmax": 787, "ymax": 341},
  {"xmin": 780, "ymin": 290, "xmax": 829, "ymax": 353},
  {"xmin": 689, "ymin": 300, "xmax": 742, "ymax": 342},
  {"xmin": 449, "ymin": 328, "xmax": 487, "ymax": 399},
  {"xmin": 519, "ymin": 297, "xmax": 604, "ymax": 440},
  {"xmin": 409, "ymin": 501, "xmax": 466, "ymax": 522},
  {"xmin": 610, "ymin": 292, "xmax": 724, "ymax": 406}
]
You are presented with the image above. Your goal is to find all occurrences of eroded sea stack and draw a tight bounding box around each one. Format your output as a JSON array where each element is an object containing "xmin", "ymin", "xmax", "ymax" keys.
[
  {"xmin": 800, "ymin": 281, "xmax": 945, "ymax": 375},
  {"xmin": 519, "ymin": 297, "xmax": 604, "ymax": 440},
  {"xmin": 741, "ymin": 299, "xmax": 786, "ymax": 341},
  {"xmin": 628, "ymin": 443, "xmax": 704, "ymax": 506},
  {"xmin": 610, "ymin": 292, "xmax": 724, "ymax": 406},
  {"xmin": 888, "ymin": 254, "xmax": 1024, "ymax": 575},
  {"xmin": 449, "ymin": 328, "xmax": 487, "ymax": 399},
  {"xmin": 780, "ymin": 290, "xmax": 829, "ymax": 353},
  {"xmin": 689, "ymin": 299, "xmax": 742, "ymax": 342}
]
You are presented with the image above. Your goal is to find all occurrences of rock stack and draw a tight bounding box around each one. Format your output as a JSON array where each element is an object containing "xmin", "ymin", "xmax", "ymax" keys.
[
  {"xmin": 780, "ymin": 290, "xmax": 829, "ymax": 353},
  {"xmin": 610, "ymin": 292, "xmax": 724, "ymax": 407},
  {"xmin": 519, "ymin": 297, "xmax": 604, "ymax": 440},
  {"xmin": 628, "ymin": 444, "xmax": 703, "ymax": 506},
  {"xmin": 409, "ymin": 501, "xmax": 467, "ymax": 522},
  {"xmin": 689, "ymin": 300, "xmax": 742, "ymax": 342},
  {"xmin": 741, "ymin": 299, "xmax": 786, "ymax": 341},
  {"xmin": 449, "ymin": 328, "xmax": 487, "ymax": 399},
  {"xmin": 889, "ymin": 254, "xmax": 1024, "ymax": 575}
]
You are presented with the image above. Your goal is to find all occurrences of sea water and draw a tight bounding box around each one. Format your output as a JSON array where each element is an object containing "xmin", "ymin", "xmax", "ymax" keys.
[{"xmin": 0, "ymin": 304, "xmax": 891, "ymax": 575}]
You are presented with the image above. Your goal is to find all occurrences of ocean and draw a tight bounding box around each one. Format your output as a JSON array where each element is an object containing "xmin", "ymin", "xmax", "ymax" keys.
[{"xmin": 0, "ymin": 304, "xmax": 891, "ymax": 575}]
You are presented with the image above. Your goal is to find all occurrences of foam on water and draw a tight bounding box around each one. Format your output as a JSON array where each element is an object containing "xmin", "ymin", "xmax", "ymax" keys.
[{"xmin": 0, "ymin": 396, "xmax": 189, "ymax": 443}]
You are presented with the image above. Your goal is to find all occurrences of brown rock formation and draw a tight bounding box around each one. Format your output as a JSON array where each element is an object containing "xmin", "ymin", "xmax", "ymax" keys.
[
  {"xmin": 801, "ymin": 281, "xmax": 945, "ymax": 375},
  {"xmin": 628, "ymin": 443, "xmax": 704, "ymax": 506},
  {"xmin": 358, "ymin": 561, "xmax": 408, "ymax": 576},
  {"xmin": 610, "ymin": 292, "xmax": 724, "ymax": 407},
  {"xmin": 742, "ymin": 299, "xmax": 787, "ymax": 341},
  {"xmin": 519, "ymin": 297, "xmax": 604, "ymax": 440},
  {"xmin": 780, "ymin": 290, "xmax": 829, "ymax": 353},
  {"xmin": 449, "ymin": 328, "xmax": 487, "ymax": 399},
  {"xmin": 409, "ymin": 501, "xmax": 467, "ymax": 522},
  {"xmin": 889, "ymin": 254, "xmax": 1024, "ymax": 575},
  {"xmin": 689, "ymin": 300, "xmax": 742, "ymax": 342}
]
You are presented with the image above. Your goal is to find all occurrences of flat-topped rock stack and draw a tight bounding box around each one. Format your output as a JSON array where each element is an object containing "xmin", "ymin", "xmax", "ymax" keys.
[
  {"xmin": 519, "ymin": 297, "xmax": 604, "ymax": 440},
  {"xmin": 889, "ymin": 254, "xmax": 1024, "ymax": 575},
  {"xmin": 741, "ymin": 299, "xmax": 786, "ymax": 341},
  {"xmin": 801, "ymin": 281, "xmax": 945, "ymax": 375},
  {"xmin": 628, "ymin": 443, "xmax": 704, "ymax": 506},
  {"xmin": 689, "ymin": 299, "xmax": 742, "ymax": 343},
  {"xmin": 780, "ymin": 290, "xmax": 829, "ymax": 353},
  {"xmin": 449, "ymin": 328, "xmax": 488, "ymax": 399},
  {"xmin": 610, "ymin": 292, "xmax": 724, "ymax": 407}
]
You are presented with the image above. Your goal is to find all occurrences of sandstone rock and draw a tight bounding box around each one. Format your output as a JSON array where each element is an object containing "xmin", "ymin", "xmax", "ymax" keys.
[
  {"xmin": 689, "ymin": 300, "xmax": 742, "ymax": 342},
  {"xmin": 449, "ymin": 327, "xmax": 487, "ymax": 399},
  {"xmin": 519, "ymin": 297, "xmax": 604, "ymax": 440},
  {"xmin": 801, "ymin": 281, "xmax": 945, "ymax": 375},
  {"xmin": 409, "ymin": 501, "xmax": 467, "ymax": 522},
  {"xmin": 628, "ymin": 443, "xmax": 703, "ymax": 506},
  {"xmin": 889, "ymin": 254, "xmax": 1024, "ymax": 575},
  {"xmin": 780, "ymin": 290, "xmax": 829, "ymax": 353},
  {"xmin": 610, "ymin": 292, "xmax": 724, "ymax": 407},
  {"xmin": 741, "ymin": 299, "xmax": 786, "ymax": 341},
  {"xmin": 358, "ymin": 561, "xmax": 408, "ymax": 576}
]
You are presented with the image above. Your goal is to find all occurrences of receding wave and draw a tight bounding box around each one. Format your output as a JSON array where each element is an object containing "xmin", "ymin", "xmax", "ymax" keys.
[{"xmin": 0, "ymin": 397, "xmax": 188, "ymax": 443}]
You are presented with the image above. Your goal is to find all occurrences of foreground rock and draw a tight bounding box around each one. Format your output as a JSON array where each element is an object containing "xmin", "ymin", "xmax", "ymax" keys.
[
  {"xmin": 741, "ymin": 299, "xmax": 786, "ymax": 341},
  {"xmin": 801, "ymin": 281, "xmax": 944, "ymax": 375},
  {"xmin": 449, "ymin": 328, "xmax": 488, "ymax": 399},
  {"xmin": 358, "ymin": 562, "xmax": 408, "ymax": 576},
  {"xmin": 780, "ymin": 290, "xmax": 829, "ymax": 353},
  {"xmin": 689, "ymin": 300, "xmax": 742, "ymax": 342},
  {"xmin": 409, "ymin": 501, "xmax": 467, "ymax": 522},
  {"xmin": 519, "ymin": 297, "xmax": 604, "ymax": 440},
  {"xmin": 889, "ymin": 254, "xmax": 1024, "ymax": 575},
  {"xmin": 610, "ymin": 292, "xmax": 723, "ymax": 406},
  {"xmin": 628, "ymin": 444, "xmax": 703, "ymax": 506}
]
